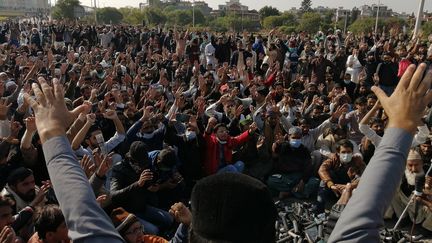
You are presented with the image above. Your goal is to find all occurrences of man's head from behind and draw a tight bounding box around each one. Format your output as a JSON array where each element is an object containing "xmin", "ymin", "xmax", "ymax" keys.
[
  {"xmin": 190, "ymin": 173, "xmax": 277, "ymax": 243},
  {"xmin": 127, "ymin": 141, "xmax": 150, "ymax": 170},
  {"xmin": 7, "ymin": 167, "xmax": 35, "ymax": 202},
  {"xmin": 34, "ymin": 205, "xmax": 69, "ymax": 243}
]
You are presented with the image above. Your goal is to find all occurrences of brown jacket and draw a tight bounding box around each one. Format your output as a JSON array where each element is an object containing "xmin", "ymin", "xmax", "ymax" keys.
[{"xmin": 319, "ymin": 153, "xmax": 366, "ymax": 188}]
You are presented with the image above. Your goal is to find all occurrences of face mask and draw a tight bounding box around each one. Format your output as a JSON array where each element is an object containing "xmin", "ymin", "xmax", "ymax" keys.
[
  {"xmin": 185, "ymin": 130, "xmax": 196, "ymax": 141},
  {"xmin": 288, "ymin": 47, "xmax": 296, "ymax": 52},
  {"xmin": 344, "ymin": 79, "xmax": 351, "ymax": 84},
  {"xmin": 339, "ymin": 153, "xmax": 353, "ymax": 164},
  {"xmin": 289, "ymin": 139, "xmax": 302, "ymax": 148}
]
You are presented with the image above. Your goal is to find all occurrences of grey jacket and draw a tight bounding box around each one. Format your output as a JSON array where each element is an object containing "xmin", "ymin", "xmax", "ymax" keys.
[
  {"xmin": 328, "ymin": 128, "xmax": 413, "ymax": 242},
  {"xmin": 43, "ymin": 136, "xmax": 123, "ymax": 243}
]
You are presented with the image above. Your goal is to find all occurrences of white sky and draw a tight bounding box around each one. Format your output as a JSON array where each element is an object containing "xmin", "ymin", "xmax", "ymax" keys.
[{"xmin": 76, "ymin": 0, "xmax": 431, "ymax": 15}]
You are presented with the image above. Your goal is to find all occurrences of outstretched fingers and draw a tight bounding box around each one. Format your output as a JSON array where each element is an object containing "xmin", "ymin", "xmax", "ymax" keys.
[
  {"xmin": 53, "ymin": 78, "xmax": 64, "ymax": 101},
  {"xmin": 32, "ymin": 82, "xmax": 46, "ymax": 106},
  {"xmin": 38, "ymin": 77, "xmax": 54, "ymax": 103},
  {"xmin": 397, "ymin": 64, "xmax": 417, "ymax": 91},
  {"xmin": 23, "ymin": 93, "xmax": 39, "ymax": 111},
  {"xmin": 409, "ymin": 63, "xmax": 428, "ymax": 91}
]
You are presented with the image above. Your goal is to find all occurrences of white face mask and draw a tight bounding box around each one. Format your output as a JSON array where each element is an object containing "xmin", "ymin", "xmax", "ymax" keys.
[
  {"xmin": 339, "ymin": 153, "xmax": 353, "ymax": 164},
  {"xmin": 185, "ymin": 130, "xmax": 196, "ymax": 141},
  {"xmin": 344, "ymin": 79, "xmax": 351, "ymax": 84}
]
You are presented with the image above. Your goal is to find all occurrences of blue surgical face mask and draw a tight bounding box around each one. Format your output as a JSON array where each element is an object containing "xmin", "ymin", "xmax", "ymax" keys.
[
  {"xmin": 289, "ymin": 139, "xmax": 302, "ymax": 148},
  {"xmin": 339, "ymin": 153, "xmax": 353, "ymax": 163},
  {"xmin": 185, "ymin": 130, "xmax": 196, "ymax": 141}
]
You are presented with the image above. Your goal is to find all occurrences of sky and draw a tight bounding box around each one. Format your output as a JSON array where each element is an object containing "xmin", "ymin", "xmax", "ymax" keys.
[{"xmin": 76, "ymin": 0, "xmax": 432, "ymax": 15}]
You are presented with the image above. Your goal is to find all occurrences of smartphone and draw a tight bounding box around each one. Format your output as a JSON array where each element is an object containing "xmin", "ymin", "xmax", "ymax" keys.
[{"xmin": 95, "ymin": 133, "xmax": 107, "ymax": 155}]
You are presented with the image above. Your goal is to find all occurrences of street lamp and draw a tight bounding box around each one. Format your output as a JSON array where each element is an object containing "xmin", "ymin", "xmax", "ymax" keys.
[
  {"xmin": 413, "ymin": 0, "xmax": 425, "ymax": 38},
  {"xmin": 192, "ymin": 0, "xmax": 195, "ymax": 28},
  {"xmin": 374, "ymin": 0, "xmax": 380, "ymax": 34}
]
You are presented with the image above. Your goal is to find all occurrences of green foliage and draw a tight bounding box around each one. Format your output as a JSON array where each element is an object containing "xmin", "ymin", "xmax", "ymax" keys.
[
  {"xmin": 259, "ymin": 6, "xmax": 280, "ymax": 20},
  {"xmin": 97, "ymin": 7, "xmax": 123, "ymax": 24},
  {"xmin": 278, "ymin": 26, "xmax": 297, "ymax": 34},
  {"xmin": 262, "ymin": 13, "xmax": 296, "ymax": 29},
  {"xmin": 119, "ymin": 7, "xmax": 145, "ymax": 25},
  {"xmin": 52, "ymin": 0, "xmax": 81, "ymax": 20},
  {"xmin": 348, "ymin": 17, "xmax": 383, "ymax": 34},
  {"xmin": 300, "ymin": 0, "xmax": 313, "ymax": 13},
  {"xmin": 383, "ymin": 17, "xmax": 406, "ymax": 32},
  {"xmin": 208, "ymin": 15, "xmax": 258, "ymax": 32},
  {"xmin": 422, "ymin": 21, "xmax": 432, "ymax": 37},
  {"xmin": 297, "ymin": 12, "xmax": 322, "ymax": 33},
  {"xmin": 166, "ymin": 9, "xmax": 205, "ymax": 27},
  {"xmin": 142, "ymin": 7, "xmax": 166, "ymax": 26}
]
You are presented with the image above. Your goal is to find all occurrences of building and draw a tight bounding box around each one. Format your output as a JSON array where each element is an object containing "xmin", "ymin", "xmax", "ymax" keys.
[
  {"xmin": 0, "ymin": 0, "xmax": 49, "ymax": 16},
  {"xmin": 211, "ymin": 0, "xmax": 260, "ymax": 21},
  {"xmin": 360, "ymin": 4, "xmax": 394, "ymax": 18},
  {"xmin": 139, "ymin": 0, "xmax": 212, "ymax": 15}
]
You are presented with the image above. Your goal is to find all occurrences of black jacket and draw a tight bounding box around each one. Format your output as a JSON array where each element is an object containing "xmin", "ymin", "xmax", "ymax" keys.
[{"xmin": 110, "ymin": 161, "xmax": 153, "ymax": 214}]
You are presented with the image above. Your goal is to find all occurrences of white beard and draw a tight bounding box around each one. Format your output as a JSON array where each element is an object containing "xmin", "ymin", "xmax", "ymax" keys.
[{"xmin": 405, "ymin": 168, "xmax": 425, "ymax": 186}]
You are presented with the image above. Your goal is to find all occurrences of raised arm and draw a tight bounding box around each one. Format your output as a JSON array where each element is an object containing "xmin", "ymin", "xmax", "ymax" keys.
[
  {"xmin": 24, "ymin": 77, "xmax": 123, "ymax": 242},
  {"xmin": 329, "ymin": 63, "xmax": 432, "ymax": 242}
]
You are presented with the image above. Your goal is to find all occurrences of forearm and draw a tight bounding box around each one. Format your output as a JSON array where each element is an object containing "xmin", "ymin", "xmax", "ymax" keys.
[
  {"xmin": 66, "ymin": 117, "xmax": 85, "ymax": 143},
  {"xmin": 42, "ymin": 136, "xmax": 123, "ymax": 242},
  {"xmin": 71, "ymin": 122, "xmax": 91, "ymax": 150},
  {"xmin": 113, "ymin": 117, "xmax": 125, "ymax": 135},
  {"xmin": 20, "ymin": 130, "xmax": 35, "ymax": 149}
]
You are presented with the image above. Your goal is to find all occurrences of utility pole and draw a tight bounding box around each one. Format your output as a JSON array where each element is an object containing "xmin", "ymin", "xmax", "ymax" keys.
[
  {"xmin": 374, "ymin": 0, "xmax": 380, "ymax": 34},
  {"xmin": 94, "ymin": 0, "xmax": 97, "ymax": 24},
  {"xmin": 192, "ymin": 0, "xmax": 195, "ymax": 28},
  {"xmin": 343, "ymin": 12, "xmax": 349, "ymax": 35},
  {"xmin": 413, "ymin": 0, "xmax": 425, "ymax": 38}
]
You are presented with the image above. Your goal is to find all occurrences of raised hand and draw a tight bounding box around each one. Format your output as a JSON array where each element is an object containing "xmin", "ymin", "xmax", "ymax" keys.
[
  {"xmin": 372, "ymin": 63, "xmax": 432, "ymax": 134},
  {"xmin": 23, "ymin": 77, "xmax": 87, "ymax": 143},
  {"xmin": 0, "ymin": 98, "xmax": 11, "ymax": 120},
  {"xmin": 169, "ymin": 202, "xmax": 192, "ymax": 225},
  {"xmin": 24, "ymin": 116, "xmax": 37, "ymax": 132},
  {"xmin": 80, "ymin": 155, "xmax": 95, "ymax": 178}
]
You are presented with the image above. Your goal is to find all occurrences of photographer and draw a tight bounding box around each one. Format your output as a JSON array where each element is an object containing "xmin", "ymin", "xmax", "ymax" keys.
[{"xmin": 110, "ymin": 141, "xmax": 174, "ymax": 236}]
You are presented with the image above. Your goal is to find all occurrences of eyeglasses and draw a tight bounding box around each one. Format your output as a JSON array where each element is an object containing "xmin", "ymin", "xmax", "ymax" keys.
[{"xmin": 125, "ymin": 225, "xmax": 144, "ymax": 235}]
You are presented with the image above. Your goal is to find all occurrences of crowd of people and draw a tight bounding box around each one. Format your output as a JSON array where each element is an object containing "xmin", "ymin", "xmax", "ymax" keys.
[{"xmin": 1, "ymin": 19, "xmax": 432, "ymax": 242}]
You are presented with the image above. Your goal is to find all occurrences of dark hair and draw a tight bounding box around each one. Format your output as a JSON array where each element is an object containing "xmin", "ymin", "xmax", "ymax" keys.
[
  {"xmin": 7, "ymin": 167, "xmax": 33, "ymax": 186},
  {"xmin": 336, "ymin": 139, "xmax": 354, "ymax": 151},
  {"xmin": 355, "ymin": 97, "xmax": 367, "ymax": 105},
  {"xmin": 213, "ymin": 123, "xmax": 227, "ymax": 133},
  {"xmin": 157, "ymin": 147, "xmax": 177, "ymax": 168},
  {"xmin": 0, "ymin": 195, "xmax": 13, "ymax": 208},
  {"xmin": 366, "ymin": 94, "xmax": 377, "ymax": 100},
  {"xmin": 85, "ymin": 124, "xmax": 101, "ymax": 139},
  {"xmin": 34, "ymin": 205, "xmax": 65, "ymax": 240},
  {"xmin": 370, "ymin": 117, "xmax": 384, "ymax": 126}
]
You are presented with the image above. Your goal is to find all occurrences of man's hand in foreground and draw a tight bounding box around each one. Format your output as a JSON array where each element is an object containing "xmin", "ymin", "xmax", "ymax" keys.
[
  {"xmin": 24, "ymin": 77, "xmax": 86, "ymax": 143},
  {"xmin": 372, "ymin": 63, "xmax": 432, "ymax": 134}
]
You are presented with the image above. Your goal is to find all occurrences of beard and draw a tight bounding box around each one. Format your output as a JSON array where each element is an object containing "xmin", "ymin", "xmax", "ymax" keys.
[
  {"xmin": 405, "ymin": 168, "xmax": 425, "ymax": 186},
  {"xmin": 17, "ymin": 189, "xmax": 36, "ymax": 202}
]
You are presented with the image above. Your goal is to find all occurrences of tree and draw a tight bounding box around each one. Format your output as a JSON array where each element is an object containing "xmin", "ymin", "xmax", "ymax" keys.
[
  {"xmin": 166, "ymin": 9, "xmax": 205, "ymax": 27},
  {"xmin": 52, "ymin": 0, "xmax": 81, "ymax": 20},
  {"xmin": 422, "ymin": 21, "xmax": 432, "ymax": 38},
  {"xmin": 119, "ymin": 7, "xmax": 145, "ymax": 25},
  {"xmin": 297, "ymin": 12, "xmax": 321, "ymax": 33},
  {"xmin": 97, "ymin": 7, "xmax": 123, "ymax": 24},
  {"xmin": 143, "ymin": 7, "xmax": 166, "ymax": 26},
  {"xmin": 259, "ymin": 6, "xmax": 280, "ymax": 20},
  {"xmin": 349, "ymin": 17, "xmax": 383, "ymax": 34},
  {"xmin": 300, "ymin": 0, "xmax": 313, "ymax": 13},
  {"xmin": 262, "ymin": 13, "xmax": 296, "ymax": 29}
]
